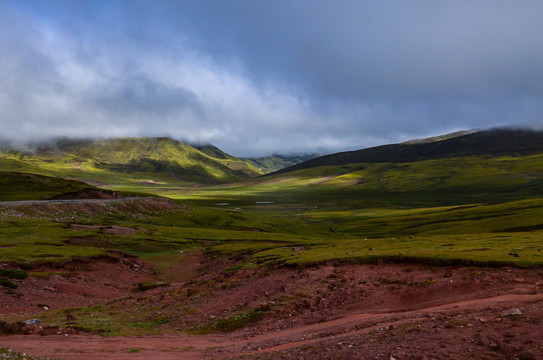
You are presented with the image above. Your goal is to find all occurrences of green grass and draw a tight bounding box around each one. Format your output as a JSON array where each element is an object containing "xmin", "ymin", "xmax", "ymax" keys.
[
  {"xmin": 244, "ymin": 153, "xmax": 317, "ymax": 174},
  {"xmin": 0, "ymin": 278, "xmax": 17, "ymax": 289},
  {"xmin": 304, "ymin": 198, "xmax": 543, "ymax": 237},
  {"xmin": 0, "ymin": 137, "xmax": 262, "ymax": 192},
  {"xmin": 37, "ymin": 303, "xmax": 173, "ymax": 336},
  {"xmin": 0, "ymin": 172, "xmax": 109, "ymax": 201},
  {"xmin": 4, "ymin": 143, "xmax": 543, "ymax": 336},
  {"xmin": 2, "ymin": 190, "xmax": 543, "ymax": 269},
  {"xmin": 0, "ymin": 220, "xmax": 107, "ymax": 265},
  {"xmin": 3, "ymin": 195, "xmax": 543, "ymax": 336},
  {"xmin": 0, "ymin": 269, "xmax": 28, "ymax": 279},
  {"xmin": 208, "ymin": 232, "xmax": 543, "ymax": 269},
  {"xmin": 172, "ymin": 154, "xmax": 543, "ymax": 209},
  {"xmin": 192, "ymin": 308, "xmax": 267, "ymax": 334}
]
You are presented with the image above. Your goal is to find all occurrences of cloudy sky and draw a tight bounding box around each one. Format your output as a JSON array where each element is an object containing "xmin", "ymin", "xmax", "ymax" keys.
[{"xmin": 1, "ymin": 1, "xmax": 542, "ymax": 156}]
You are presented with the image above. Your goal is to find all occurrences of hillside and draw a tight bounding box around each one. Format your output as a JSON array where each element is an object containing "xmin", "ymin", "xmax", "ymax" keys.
[
  {"xmin": 0, "ymin": 137, "xmax": 262, "ymax": 189},
  {"xmin": 0, "ymin": 172, "xmax": 121, "ymax": 201},
  {"xmin": 273, "ymin": 128, "xmax": 543, "ymax": 175},
  {"xmin": 400, "ymin": 130, "xmax": 476, "ymax": 144},
  {"xmin": 179, "ymin": 128, "xmax": 543, "ymax": 209},
  {"xmin": 2, "ymin": 129, "xmax": 543, "ymax": 359},
  {"xmin": 244, "ymin": 153, "xmax": 318, "ymax": 173}
]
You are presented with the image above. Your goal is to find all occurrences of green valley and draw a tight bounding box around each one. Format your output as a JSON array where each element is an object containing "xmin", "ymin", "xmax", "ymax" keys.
[{"xmin": 1, "ymin": 129, "xmax": 543, "ymax": 359}]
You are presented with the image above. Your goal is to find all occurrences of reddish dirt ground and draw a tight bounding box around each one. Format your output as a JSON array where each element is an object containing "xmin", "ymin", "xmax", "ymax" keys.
[
  {"xmin": 0, "ymin": 256, "xmax": 154, "ymax": 315},
  {"xmin": 1, "ymin": 257, "xmax": 543, "ymax": 359}
]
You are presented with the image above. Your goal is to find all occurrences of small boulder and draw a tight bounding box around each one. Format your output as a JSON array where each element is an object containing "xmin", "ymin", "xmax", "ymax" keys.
[
  {"xmin": 488, "ymin": 342, "xmax": 500, "ymax": 351},
  {"xmin": 501, "ymin": 308, "xmax": 522, "ymax": 316},
  {"xmin": 24, "ymin": 319, "xmax": 42, "ymax": 326},
  {"xmin": 257, "ymin": 302, "xmax": 271, "ymax": 311}
]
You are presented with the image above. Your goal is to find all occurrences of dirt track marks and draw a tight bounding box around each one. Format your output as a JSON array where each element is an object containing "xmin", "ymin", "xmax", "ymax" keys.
[{"xmin": 2, "ymin": 292, "xmax": 542, "ymax": 359}]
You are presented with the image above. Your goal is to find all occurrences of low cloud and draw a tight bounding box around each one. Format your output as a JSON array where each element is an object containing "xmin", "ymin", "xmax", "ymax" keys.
[{"xmin": 1, "ymin": 1, "xmax": 542, "ymax": 157}]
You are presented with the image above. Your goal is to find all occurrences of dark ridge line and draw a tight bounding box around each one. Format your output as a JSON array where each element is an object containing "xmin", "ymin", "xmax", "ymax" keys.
[{"xmin": 270, "ymin": 128, "xmax": 543, "ymax": 176}]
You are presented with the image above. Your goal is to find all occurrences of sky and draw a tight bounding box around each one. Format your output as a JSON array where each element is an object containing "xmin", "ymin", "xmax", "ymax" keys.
[{"xmin": 1, "ymin": 1, "xmax": 543, "ymax": 157}]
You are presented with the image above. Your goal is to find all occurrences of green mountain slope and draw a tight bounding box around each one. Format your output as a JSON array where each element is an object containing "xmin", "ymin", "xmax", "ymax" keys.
[
  {"xmin": 244, "ymin": 153, "xmax": 318, "ymax": 174},
  {"xmin": 0, "ymin": 172, "xmax": 120, "ymax": 201},
  {"xmin": 181, "ymin": 128, "xmax": 543, "ymax": 209},
  {"xmin": 0, "ymin": 137, "xmax": 262, "ymax": 190}
]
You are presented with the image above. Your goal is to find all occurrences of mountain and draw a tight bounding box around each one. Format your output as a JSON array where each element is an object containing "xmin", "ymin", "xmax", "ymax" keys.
[
  {"xmin": 272, "ymin": 128, "xmax": 543, "ymax": 175},
  {"xmin": 191, "ymin": 144, "xmax": 233, "ymax": 160},
  {"xmin": 191, "ymin": 144, "xmax": 318, "ymax": 174},
  {"xmin": 244, "ymin": 153, "xmax": 319, "ymax": 174},
  {"xmin": 0, "ymin": 172, "xmax": 121, "ymax": 201},
  {"xmin": 224, "ymin": 128, "xmax": 543, "ymax": 208},
  {"xmin": 0, "ymin": 137, "xmax": 262, "ymax": 188},
  {"xmin": 400, "ymin": 130, "xmax": 476, "ymax": 144}
]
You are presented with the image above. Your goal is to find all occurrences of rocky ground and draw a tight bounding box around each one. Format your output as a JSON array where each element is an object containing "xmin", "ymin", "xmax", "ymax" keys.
[{"xmin": 1, "ymin": 254, "xmax": 543, "ymax": 359}]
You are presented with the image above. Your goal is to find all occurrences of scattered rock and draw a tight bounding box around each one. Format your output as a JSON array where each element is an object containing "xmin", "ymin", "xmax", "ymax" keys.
[
  {"xmin": 24, "ymin": 319, "xmax": 41, "ymax": 326},
  {"xmin": 488, "ymin": 342, "xmax": 499, "ymax": 351},
  {"xmin": 257, "ymin": 302, "xmax": 271, "ymax": 311},
  {"xmin": 501, "ymin": 308, "xmax": 522, "ymax": 316},
  {"xmin": 479, "ymin": 317, "xmax": 488, "ymax": 323}
]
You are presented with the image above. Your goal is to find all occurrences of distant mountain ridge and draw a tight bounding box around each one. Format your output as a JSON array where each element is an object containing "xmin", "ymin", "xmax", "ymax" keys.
[
  {"xmin": 0, "ymin": 137, "xmax": 262, "ymax": 185},
  {"xmin": 272, "ymin": 128, "xmax": 543, "ymax": 175},
  {"xmin": 244, "ymin": 153, "xmax": 319, "ymax": 174},
  {"xmin": 400, "ymin": 130, "xmax": 476, "ymax": 144}
]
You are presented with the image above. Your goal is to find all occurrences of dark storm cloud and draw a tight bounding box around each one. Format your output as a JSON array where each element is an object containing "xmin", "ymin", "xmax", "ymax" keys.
[
  {"xmin": 173, "ymin": 1, "xmax": 543, "ymax": 99},
  {"xmin": 1, "ymin": 1, "xmax": 543, "ymax": 156}
]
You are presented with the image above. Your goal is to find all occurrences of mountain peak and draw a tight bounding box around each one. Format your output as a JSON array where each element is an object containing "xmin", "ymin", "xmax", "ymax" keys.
[{"xmin": 273, "ymin": 128, "xmax": 543, "ymax": 175}]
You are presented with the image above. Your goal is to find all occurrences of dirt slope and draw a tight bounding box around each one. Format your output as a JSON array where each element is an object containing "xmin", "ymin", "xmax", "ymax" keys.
[{"xmin": 1, "ymin": 258, "xmax": 542, "ymax": 359}]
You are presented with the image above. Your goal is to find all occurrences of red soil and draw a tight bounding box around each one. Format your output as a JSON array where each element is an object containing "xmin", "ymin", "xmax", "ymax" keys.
[{"xmin": 1, "ymin": 257, "xmax": 542, "ymax": 359}]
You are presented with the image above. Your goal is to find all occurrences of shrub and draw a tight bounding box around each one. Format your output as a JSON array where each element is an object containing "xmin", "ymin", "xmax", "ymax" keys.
[
  {"xmin": 137, "ymin": 282, "xmax": 169, "ymax": 291},
  {"xmin": 0, "ymin": 269, "xmax": 28, "ymax": 279},
  {"xmin": 0, "ymin": 278, "xmax": 17, "ymax": 289}
]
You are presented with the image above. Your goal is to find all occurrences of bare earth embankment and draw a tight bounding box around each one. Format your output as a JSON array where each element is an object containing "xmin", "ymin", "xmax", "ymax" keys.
[{"xmin": 1, "ymin": 253, "xmax": 542, "ymax": 359}]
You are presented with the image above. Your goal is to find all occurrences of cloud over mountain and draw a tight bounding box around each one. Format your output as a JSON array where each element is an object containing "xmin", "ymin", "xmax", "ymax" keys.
[{"xmin": 1, "ymin": 1, "xmax": 543, "ymax": 156}]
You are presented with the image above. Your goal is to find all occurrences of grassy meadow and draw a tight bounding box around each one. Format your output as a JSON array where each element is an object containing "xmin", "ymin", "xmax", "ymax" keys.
[
  {"xmin": 2, "ymin": 135, "xmax": 543, "ymax": 336},
  {"xmin": 2, "ymin": 154, "xmax": 543, "ymax": 269}
]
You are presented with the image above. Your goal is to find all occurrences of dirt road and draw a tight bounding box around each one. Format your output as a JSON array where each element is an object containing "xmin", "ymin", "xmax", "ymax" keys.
[
  {"xmin": 2, "ymin": 291, "xmax": 542, "ymax": 359},
  {"xmin": 0, "ymin": 197, "xmax": 153, "ymax": 206}
]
